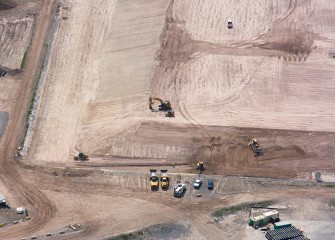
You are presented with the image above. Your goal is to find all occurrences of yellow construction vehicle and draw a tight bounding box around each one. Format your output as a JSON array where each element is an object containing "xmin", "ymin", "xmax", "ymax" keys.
[
  {"xmin": 165, "ymin": 110, "xmax": 175, "ymax": 118},
  {"xmin": 149, "ymin": 96, "xmax": 172, "ymax": 111},
  {"xmin": 150, "ymin": 169, "xmax": 159, "ymax": 190},
  {"xmin": 249, "ymin": 138, "xmax": 263, "ymax": 156},
  {"xmin": 160, "ymin": 170, "xmax": 169, "ymax": 189},
  {"xmin": 197, "ymin": 161, "xmax": 205, "ymax": 172},
  {"xmin": 74, "ymin": 150, "xmax": 88, "ymax": 160}
]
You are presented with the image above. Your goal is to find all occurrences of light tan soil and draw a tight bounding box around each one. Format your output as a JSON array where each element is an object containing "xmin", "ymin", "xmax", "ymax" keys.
[{"xmin": 0, "ymin": 0, "xmax": 335, "ymax": 239}]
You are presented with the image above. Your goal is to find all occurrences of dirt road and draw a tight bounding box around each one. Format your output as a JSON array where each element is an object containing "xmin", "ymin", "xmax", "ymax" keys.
[{"xmin": 0, "ymin": 0, "xmax": 57, "ymax": 238}]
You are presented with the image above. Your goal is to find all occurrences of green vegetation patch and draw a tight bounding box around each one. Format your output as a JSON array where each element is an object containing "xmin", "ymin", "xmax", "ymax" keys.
[
  {"xmin": 107, "ymin": 223, "xmax": 187, "ymax": 240},
  {"xmin": 20, "ymin": 48, "xmax": 29, "ymax": 69},
  {"xmin": 213, "ymin": 200, "xmax": 273, "ymax": 218},
  {"xmin": 23, "ymin": 43, "xmax": 49, "ymax": 141},
  {"xmin": 325, "ymin": 184, "xmax": 335, "ymax": 189}
]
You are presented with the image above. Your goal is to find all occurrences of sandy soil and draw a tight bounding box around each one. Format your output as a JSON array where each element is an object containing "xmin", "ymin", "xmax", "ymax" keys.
[
  {"xmin": 29, "ymin": 0, "xmax": 335, "ymax": 174},
  {"xmin": 0, "ymin": 0, "xmax": 335, "ymax": 239}
]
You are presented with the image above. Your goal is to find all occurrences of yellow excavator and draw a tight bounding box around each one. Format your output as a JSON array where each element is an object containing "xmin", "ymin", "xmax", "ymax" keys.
[{"xmin": 149, "ymin": 96, "xmax": 174, "ymax": 117}]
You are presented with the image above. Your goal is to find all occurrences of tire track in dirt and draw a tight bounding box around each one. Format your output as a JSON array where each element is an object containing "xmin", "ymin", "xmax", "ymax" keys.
[
  {"xmin": 173, "ymin": 67, "xmax": 209, "ymax": 136},
  {"xmin": 280, "ymin": 0, "xmax": 298, "ymax": 22}
]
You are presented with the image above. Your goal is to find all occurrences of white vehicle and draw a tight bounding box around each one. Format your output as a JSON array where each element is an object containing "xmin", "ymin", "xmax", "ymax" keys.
[
  {"xmin": 174, "ymin": 183, "xmax": 186, "ymax": 197},
  {"xmin": 227, "ymin": 19, "xmax": 233, "ymax": 29},
  {"xmin": 193, "ymin": 178, "xmax": 202, "ymax": 189},
  {"xmin": 16, "ymin": 207, "xmax": 25, "ymax": 214}
]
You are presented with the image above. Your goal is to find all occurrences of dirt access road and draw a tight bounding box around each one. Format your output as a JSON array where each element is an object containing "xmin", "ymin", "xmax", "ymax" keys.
[
  {"xmin": 0, "ymin": 0, "xmax": 57, "ymax": 239},
  {"xmin": 1, "ymin": 0, "xmax": 335, "ymax": 239}
]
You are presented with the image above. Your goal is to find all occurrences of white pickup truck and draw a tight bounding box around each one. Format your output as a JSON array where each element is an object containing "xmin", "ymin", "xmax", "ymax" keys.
[
  {"xmin": 174, "ymin": 183, "xmax": 186, "ymax": 197},
  {"xmin": 227, "ymin": 19, "xmax": 233, "ymax": 29}
]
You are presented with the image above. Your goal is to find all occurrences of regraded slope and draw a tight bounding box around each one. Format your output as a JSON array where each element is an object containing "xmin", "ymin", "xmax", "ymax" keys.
[{"xmin": 30, "ymin": 0, "xmax": 335, "ymax": 177}]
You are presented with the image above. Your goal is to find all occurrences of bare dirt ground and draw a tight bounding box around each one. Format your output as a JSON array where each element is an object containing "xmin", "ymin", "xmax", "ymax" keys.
[
  {"xmin": 0, "ymin": 0, "xmax": 38, "ymax": 69},
  {"xmin": 0, "ymin": 0, "xmax": 335, "ymax": 239}
]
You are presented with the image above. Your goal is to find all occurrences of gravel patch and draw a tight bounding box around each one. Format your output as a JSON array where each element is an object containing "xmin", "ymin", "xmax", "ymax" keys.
[{"xmin": 0, "ymin": 111, "xmax": 8, "ymax": 138}]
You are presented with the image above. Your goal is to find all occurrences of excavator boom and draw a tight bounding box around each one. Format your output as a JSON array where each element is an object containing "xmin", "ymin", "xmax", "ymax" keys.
[{"xmin": 149, "ymin": 96, "xmax": 172, "ymax": 112}]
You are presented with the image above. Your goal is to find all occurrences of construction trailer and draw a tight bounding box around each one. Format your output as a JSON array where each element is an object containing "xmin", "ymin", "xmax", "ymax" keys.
[
  {"xmin": 249, "ymin": 210, "xmax": 279, "ymax": 229},
  {"xmin": 263, "ymin": 210, "xmax": 280, "ymax": 222},
  {"xmin": 250, "ymin": 215, "xmax": 266, "ymax": 228},
  {"xmin": 274, "ymin": 221, "xmax": 292, "ymax": 230},
  {"xmin": 265, "ymin": 226, "xmax": 304, "ymax": 240}
]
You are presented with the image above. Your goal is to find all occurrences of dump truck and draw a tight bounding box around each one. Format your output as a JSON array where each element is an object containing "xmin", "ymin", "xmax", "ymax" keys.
[
  {"xmin": 150, "ymin": 169, "xmax": 159, "ymax": 190},
  {"xmin": 249, "ymin": 138, "xmax": 263, "ymax": 156},
  {"xmin": 160, "ymin": 170, "xmax": 169, "ymax": 189},
  {"xmin": 74, "ymin": 150, "xmax": 88, "ymax": 160}
]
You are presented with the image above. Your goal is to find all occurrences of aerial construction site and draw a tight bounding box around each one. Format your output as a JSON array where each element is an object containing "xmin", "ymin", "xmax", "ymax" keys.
[{"xmin": 0, "ymin": 0, "xmax": 335, "ymax": 239}]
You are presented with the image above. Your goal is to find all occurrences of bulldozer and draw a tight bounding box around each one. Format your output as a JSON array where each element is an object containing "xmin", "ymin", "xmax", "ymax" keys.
[
  {"xmin": 196, "ymin": 161, "xmax": 205, "ymax": 172},
  {"xmin": 249, "ymin": 138, "xmax": 263, "ymax": 156},
  {"xmin": 74, "ymin": 150, "xmax": 88, "ymax": 160},
  {"xmin": 149, "ymin": 96, "xmax": 172, "ymax": 112},
  {"xmin": 165, "ymin": 110, "xmax": 175, "ymax": 118}
]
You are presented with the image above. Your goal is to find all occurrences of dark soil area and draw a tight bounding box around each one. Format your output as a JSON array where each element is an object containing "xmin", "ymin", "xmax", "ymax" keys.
[
  {"xmin": 106, "ymin": 223, "xmax": 189, "ymax": 240},
  {"xmin": 0, "ymin": 112, "xmax": 8, "ymax": 138},
  {"xmin": 0, "ymin": 0, "xmax": 16, "ymax": 10}
]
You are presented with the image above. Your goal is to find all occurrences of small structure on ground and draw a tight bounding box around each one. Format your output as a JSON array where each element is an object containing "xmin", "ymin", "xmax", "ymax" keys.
[
  {"xmin": 249, "ymin": 210, "xmax": 279, "ymax": 229},
  {"xmin": 274, "ymin": 221, "xmax": 292, "ymax": 230},
  {"xmin": 265, "ymin": 226, "xmax": 304, "ymax": 240}
]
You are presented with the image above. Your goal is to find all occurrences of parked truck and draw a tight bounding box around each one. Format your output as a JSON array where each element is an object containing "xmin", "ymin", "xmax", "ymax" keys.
[
  {"xmin": 150, "ymin": 169, "xmax": 159, "ymax": 190},
  {"xmin": 173, "ymin": 183, "xmax": 186, "ymax": 197},
  {"xmin": 160, "ymin": 170, "xmax": 169, "ymax": 189}
]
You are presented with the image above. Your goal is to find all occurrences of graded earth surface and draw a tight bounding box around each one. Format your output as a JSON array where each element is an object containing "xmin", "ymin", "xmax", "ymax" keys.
[{"xmin": 0, "ymin": 0, "xmax": 334, "ymax": 239}]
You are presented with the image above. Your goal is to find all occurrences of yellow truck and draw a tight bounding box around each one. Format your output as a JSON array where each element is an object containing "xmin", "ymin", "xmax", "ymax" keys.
[
  {"xmin": 160, "ymin": 170, "xmax": 169, "ymax": 189},
  {"xmin": 150, "ymin": 169, "xmax": 159, "ymax": 190}
]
